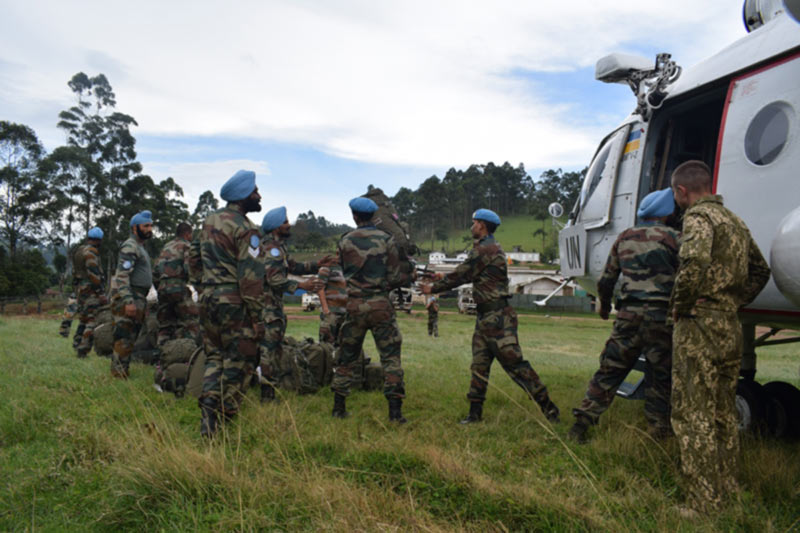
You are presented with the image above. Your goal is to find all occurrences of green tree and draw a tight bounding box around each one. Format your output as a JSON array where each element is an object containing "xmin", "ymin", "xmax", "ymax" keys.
[{"xmin": 191, "ymin": 190, "xmax": 219, "ymax": 229}]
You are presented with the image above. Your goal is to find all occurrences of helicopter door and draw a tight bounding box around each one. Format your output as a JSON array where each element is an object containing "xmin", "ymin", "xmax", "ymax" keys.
[{"xmin": 715, "ymin": 53, "xmax": 800, "ymax": 309}]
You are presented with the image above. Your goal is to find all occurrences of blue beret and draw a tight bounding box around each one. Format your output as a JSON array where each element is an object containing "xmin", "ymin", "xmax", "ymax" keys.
[
  {"xmin": 262, "ymin": 206, "xmax": 287, "ymax": 232},
  {"xmin": 637, "ymin": 188, "xmax": 674, "ymax": 219},
  {"xmin": 130, "ymin": 210, "xmax": 153, "ymax": 227},
  {"xmin": 349, "ymin": 197, "xmax": 378, "ymax": 214},
  {"xmin": 472, "ymin": 208, "xmax": 501, "ymax": 227},
  {"xmin": 87, "ymin": 227, "xmax": 103, "ymax": 240},
  {"xmin": 220, "ymin": 169, "xmax": 256, "ymax": 201}
]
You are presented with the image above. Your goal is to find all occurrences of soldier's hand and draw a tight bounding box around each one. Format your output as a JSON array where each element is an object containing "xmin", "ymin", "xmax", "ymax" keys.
[
  {"xmin": 300, "ymin": 278, "xmax": 324, "ymax": 293},
  {"xmin": 433, "ymin": 272, "xmax": 444, "ymax": 281},
  {"xmin": 317, "ymin": 255, "xmax": 336, "ymax": 267},
  {"xmin": 124, "ymin": 303, "xmax": 137, "ymax": 318}
]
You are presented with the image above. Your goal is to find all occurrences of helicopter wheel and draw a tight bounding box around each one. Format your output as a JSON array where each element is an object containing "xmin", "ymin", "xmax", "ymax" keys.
[{"xmin": 763, "ymin": 381, "xmax": 800, "ymax": 439}]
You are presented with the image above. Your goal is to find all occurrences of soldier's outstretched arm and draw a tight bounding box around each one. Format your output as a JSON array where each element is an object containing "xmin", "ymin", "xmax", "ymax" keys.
[{"xmin": 431, "ymin": 248, "xmax": 482, "ymax": 294}]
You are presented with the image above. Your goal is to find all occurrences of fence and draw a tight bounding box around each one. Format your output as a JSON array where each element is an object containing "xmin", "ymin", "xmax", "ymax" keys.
[{"xmin": 0, "ymin": 294, "xmax": 66, "ymax": 315}]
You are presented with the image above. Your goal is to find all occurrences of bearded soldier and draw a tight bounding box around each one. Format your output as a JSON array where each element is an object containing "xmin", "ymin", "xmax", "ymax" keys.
[
  {"xmin": 110, "ymin": 212, "xmax": 154, "ymax": 377},
  {"xmin": 73, "ymin": 226, "xmax": 107, "ymax": 358},
  {"xmin": 198, "ymin": 170, "xmax": 265, "ymax": 438},
  {"xmin": 422, "ymin": 209, "xmax": 559, "ymax": 424}
]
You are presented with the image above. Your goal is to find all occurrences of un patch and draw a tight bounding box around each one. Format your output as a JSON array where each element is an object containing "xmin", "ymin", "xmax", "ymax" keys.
[
  {"xmin": 270, "ymin": 247, "xmax": 281, "ymax": 257},
  {"xmin": 250, "ymin": 235, "xmax": 260, "ymax": 249},
  {"xmin": 122, "ymin": 260, "xmax": 132, "ymax": 270}
]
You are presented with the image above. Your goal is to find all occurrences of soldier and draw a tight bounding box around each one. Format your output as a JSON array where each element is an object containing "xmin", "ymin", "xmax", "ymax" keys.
[
  {"xmin": 73, "ymin": 227, "xmax": 107, "ymax": 358},
  {"xmin": 331, "ymin": 197, "xmax": 414, "ymax": 422},
  {"xmin": 153, "ymin": 222, "xmax": 199, "ymax": 346},
  {"xmin": 422, "ymin": 209, "xmax": 559, "ymax": 424},
  {"xmin": 258, "ymin": 206, "xmax": 329, "ymax": 402},
  {"xmin": 425, "ymin": 295, "xmax": 439, "ymax": 337},
  {"xmin": 198, "ymin": 170, "xmax": 265, "ymax": 438},
  {"xmin": 110, "ymin": 212, "xmax": 154, "ymax": 377},
  {"xmin": 568, "ymin": 188, "xmax": 680, "ymax": 443},
  {"xmin": 668, "ymin": 160, "xmax": 770, "ymax": 515},
  {"xmin": 58, "ymin": 292, "xmax": 78, "ymax": 341},
  {"xmin": 317, "ymin": 263, "xmax": 347, "ymax": 345}
]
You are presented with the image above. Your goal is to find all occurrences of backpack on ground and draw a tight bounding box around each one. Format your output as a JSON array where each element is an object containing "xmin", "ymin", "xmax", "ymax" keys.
[{"xmin": 154, "ymin": 338, "xmax": 199, "ymax": 397}]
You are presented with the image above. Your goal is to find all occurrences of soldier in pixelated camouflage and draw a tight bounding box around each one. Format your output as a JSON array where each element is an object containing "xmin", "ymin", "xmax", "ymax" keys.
[
  {"xmin": 153, "ymin": 222, "xmax": 199, "ymax": 346},
  {"xmin": 330, "ymin": 197, "xmax": 414, "ymax": 423},
  {"xmin": 73, "ymin": 227, "xmax": 107, "ymax": 358},
  {"xmin": 110, "ymin": 213, "xmax": 153, "ymax": 377},
  {"xmin": 669, "ymin": 160, "xmax": 770, "ymax": 516},
  {"xmin": 568, "ymin": 188, "xmax": 680, "ymax": 443},
  {"xmin": 422, "ymin": 208, "xmax": 559, "ymax": 425},
  {"xmin": 197, "ymin": 170, "xmax": 265, "ymax": 438}
]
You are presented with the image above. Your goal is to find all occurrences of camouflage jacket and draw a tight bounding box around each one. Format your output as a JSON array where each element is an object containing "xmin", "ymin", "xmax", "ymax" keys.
[
  {"xmin": 597, "ymin": 222, "xmax": 680, "ymax": 309},
  {"xmin": 671, "ymin": 195, "xmax": 771, "ymax": 315},
  {"xmin": 187, "ymin": 238, "xmax": 203, "ymax": 286},
  {"xmin": 262, "ymin": 238, "xmax": 318, "ymax": 321},
  {"xmin": 154, "ymin": 236, "xmax": 191, "ymax": 295},
  {"xmin": 73, "ymin": 242, "xmax": 104, "ymax": 293},
  {"xmin": 338, "ymin": 224, "xmax": 411, "ymax": 299},
  {"xmin": 318, "ymin": 264, "xmax": 347, "ymax": 314},
  {"xmin": 431, "ymin": 235, "xmax": 508, "ymax": 304},
  {"xmin": 111, "ymin": 235, "xmax": 152, "ymax": 304},
  {"xmin": 200, "ymin": 204, "xmax": 265, "ymax": 323}
]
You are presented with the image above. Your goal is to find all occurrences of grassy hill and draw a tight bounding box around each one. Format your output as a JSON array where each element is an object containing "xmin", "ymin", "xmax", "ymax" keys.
[
  {"xmin": 2, "ymin": 310, "xmax": 799, "ymax": 531},
  {"xmin": 416, "ymin": 215, "xmax": 561, "ymax": 257}
]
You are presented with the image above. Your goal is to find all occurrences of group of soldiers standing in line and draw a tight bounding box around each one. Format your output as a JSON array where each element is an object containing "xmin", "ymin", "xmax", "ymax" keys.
[{"xmin": 59, "ymin": 159, "xmax": 770, "ymax": 517}]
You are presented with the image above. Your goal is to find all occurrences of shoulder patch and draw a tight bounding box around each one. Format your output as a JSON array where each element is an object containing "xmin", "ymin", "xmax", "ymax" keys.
[
  {"xmin": 122, "ymin": 260, "xmax": 132, "ymax": 270},
  {"xmin": 270, "ymin": 247, "xmax": 281, "ymax": 258},
  {"xmin": 250, "ymin": 235, "xmax": 261, "ymax": 249}
]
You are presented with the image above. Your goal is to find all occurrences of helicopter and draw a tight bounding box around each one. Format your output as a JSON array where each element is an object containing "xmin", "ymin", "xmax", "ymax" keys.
[{"xmin": 551, "ymin": 0, "xmax": 800, "ymax": 438}]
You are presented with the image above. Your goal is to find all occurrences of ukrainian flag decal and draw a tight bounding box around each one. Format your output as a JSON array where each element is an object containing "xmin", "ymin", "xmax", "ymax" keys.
[{"xmin": 624, "ymin": 129, "xmax": 642, "ymax": 154}]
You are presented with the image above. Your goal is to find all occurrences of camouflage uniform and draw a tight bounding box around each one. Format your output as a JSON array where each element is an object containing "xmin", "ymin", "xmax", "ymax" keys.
[
  {"xmin": 59, "ymin": 292, "xmax": 78, "ymax": 341},
  {"xmin": 431, "ymin": 235, "xmax": 557, "ymax": 416},
  {"xmin": 259, "ymin": 238, "xmax": 319, "ymax": 384},
  {"xmin": 154, "ymin": 236, "xmax": 199, "ymax": 346},
  {"xmin": 572, "ymin": 222, "xmax": 680, "ymax": 430},
  {"xmin": 199, "ymin": 205, "xmax": 265, "ymax": 418},
  {"xmin": 318, "ymin": 264, "xmax": 347, "ymax": 345},
  {"xmin": 426, "ymin": 297, "xmax": 439, "ymax": 337},
  {"xmin": 110, "ymin": 236, "xmax": 152, "ymax": 375},
  {"xmin": 670, "ymin": 195, "xmax": 770, "ymax": 513},
  {"xmin": 330, "ymin": 224, "xmax": 412, "ymax": 399},
  {"xmin": 73, "ymin": 242, "xmax": 106, "ymax": 358}
]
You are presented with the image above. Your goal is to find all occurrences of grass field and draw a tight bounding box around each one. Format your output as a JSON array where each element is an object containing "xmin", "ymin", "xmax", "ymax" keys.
[{"xmin": 1, "ymin": 307, "xmax": 799, "ymax": 532}]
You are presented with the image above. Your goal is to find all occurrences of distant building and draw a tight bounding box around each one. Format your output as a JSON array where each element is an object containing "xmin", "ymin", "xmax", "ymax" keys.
[
  {"xmin": 512, "ymin": 276, "xmax": 574, "ymax": 297},
  {"xmin": 507, "ymin": 252, "xmax": 540, "ymax": 263}
]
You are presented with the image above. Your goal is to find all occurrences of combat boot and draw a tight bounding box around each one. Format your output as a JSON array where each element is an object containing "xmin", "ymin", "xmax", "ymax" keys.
[
  {"xmin": 568, "ymin": 416, "xmax": 590, "ymax": 444},
  {"xmin": 200, "ymin": 405, "xmax": 218, "ymax": 439},
  {"xmin": 260, "ymin": 383, "xmax": 276, "ymax": 403},
  {"xmin": 539, "ymin": 398, "xmax": 560, "ymax": 423},
  {"xmin": 388, "ymin": 397, "xmax": 407, "ymax": 424},
  {"xmin": 460, "ymin": 402, "xmax": 483, "ymax": 424},
  {"xmin": 332, "ymin": 393, "xmax": 349, "ymax": 419}
]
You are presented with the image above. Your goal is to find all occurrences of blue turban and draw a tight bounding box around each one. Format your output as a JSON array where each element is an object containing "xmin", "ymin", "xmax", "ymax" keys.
[
  {"xmin": 130, "ymin": 210, "xmax": 153, "ymax": 227},
  {"xmin": 349, "ymin": 197, "xmax": 378, "ymax": 214},
  {"xmin": 87, "ymin": 227, "xmax": 103, "ymax": 240},
  {"xmin": 262, "ymin": 206, "xmax": 287, "ymax": 232},
  {"xmin": 637, "ymin": 188, "xmax": 675, "ymax": 219},
  {"xmin": 220, "ymin": 169, "xmax": 256, "ymax": 202},
  {"xmin": 472, "ymin": 208, "xmax": 501, "ymax": 227}
]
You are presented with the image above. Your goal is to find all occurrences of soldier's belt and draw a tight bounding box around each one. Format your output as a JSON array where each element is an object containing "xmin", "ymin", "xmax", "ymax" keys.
[{"xmin": 476, "ymin": 298, "xmax": 509, "ymax": 313}]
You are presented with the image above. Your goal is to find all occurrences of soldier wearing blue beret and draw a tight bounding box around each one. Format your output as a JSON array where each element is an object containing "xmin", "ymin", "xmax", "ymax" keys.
[
  {"xmin": 71, "ymin": 226, "xmax": 107, "ymax": 358},
  {"xmin": 422, "ymin": 208, "xmax": 560, "ymax": 424}
]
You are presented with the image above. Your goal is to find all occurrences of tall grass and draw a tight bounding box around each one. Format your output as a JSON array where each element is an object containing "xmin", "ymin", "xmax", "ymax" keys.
[{"xmin": 1, "ymin": 311, "xmax": 798, "ymax": 531}]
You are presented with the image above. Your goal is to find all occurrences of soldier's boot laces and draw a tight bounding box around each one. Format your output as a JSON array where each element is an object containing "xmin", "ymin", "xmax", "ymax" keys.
[
  {"xmin": 200, "ymin": 406, "xmax": 218, "ymax": 439},
  {"xmin": 260, "ymin": 383, "xmax": 276, "ymax": 403},
  {"xmin": 568, "ymin": 418, "xmax": 590, "ymax": 444},
  {"xmin": 332, "ymin": 393, "xmax": 349, "ymax": 419},
  {"xmin": 460, "ymin": 402, "xmax": 483, "ymax": 424},
  {"xmin": 388, "ymin": 397, "xmax": 407, "ymax": 424}
]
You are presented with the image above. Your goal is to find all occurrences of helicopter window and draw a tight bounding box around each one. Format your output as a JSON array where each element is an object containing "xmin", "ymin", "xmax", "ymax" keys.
[
  {"xmin": 745, "ymin": 102, "xmax": 791, "ymax": 166},
  {"xmin": 580, "ymin": 142, "xmax": 611, "ymax": 208}
]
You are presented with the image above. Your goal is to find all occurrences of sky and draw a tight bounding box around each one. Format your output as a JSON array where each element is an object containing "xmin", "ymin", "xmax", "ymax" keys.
[{"xmin": 0, "ymin": 1, "xmax": 747, "ymax": 225}]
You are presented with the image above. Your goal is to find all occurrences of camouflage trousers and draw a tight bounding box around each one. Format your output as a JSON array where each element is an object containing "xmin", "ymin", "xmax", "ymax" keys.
[
  {"xmin": 427, "ymin": 311, "xmax": 438, "ymax": 337},
  {"xmin": 156, "ymin": 289, "xmax": 200, "ymax": 347},
  {"xmin": 331, "ymin": 296, "xmax": 404, "ymax": 399},
  {"xmin": 259, "ymin": 314, "xmax": 287, "ymax": 384},
  {"xmin": 319, "ymin": 310, "xmax": 345, "ymax": 345},
  {"xmin": 200, "ymin": 296, "xmax": 261, "ymax": 417},
  {"xmin": 59, "ymin": 298, "xmax": 78, "ymax": 339},
  {"xmin": 110, "ymin": 290, "xmax": 148, "ymax": 375},
  {"xmin": 468, "ymin": 306, "xmax": 550, "ymax": 407},
  {"xmin": 672, "ymin": 309, "xmax": 742, "ymax": 513},
  {"xmin": 572, "ymin": 305, "xmax": 672, "ymax": 429},
  {"xmin": 76, "ymin": 285, "xmax": 104, "ymax": 358}
]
